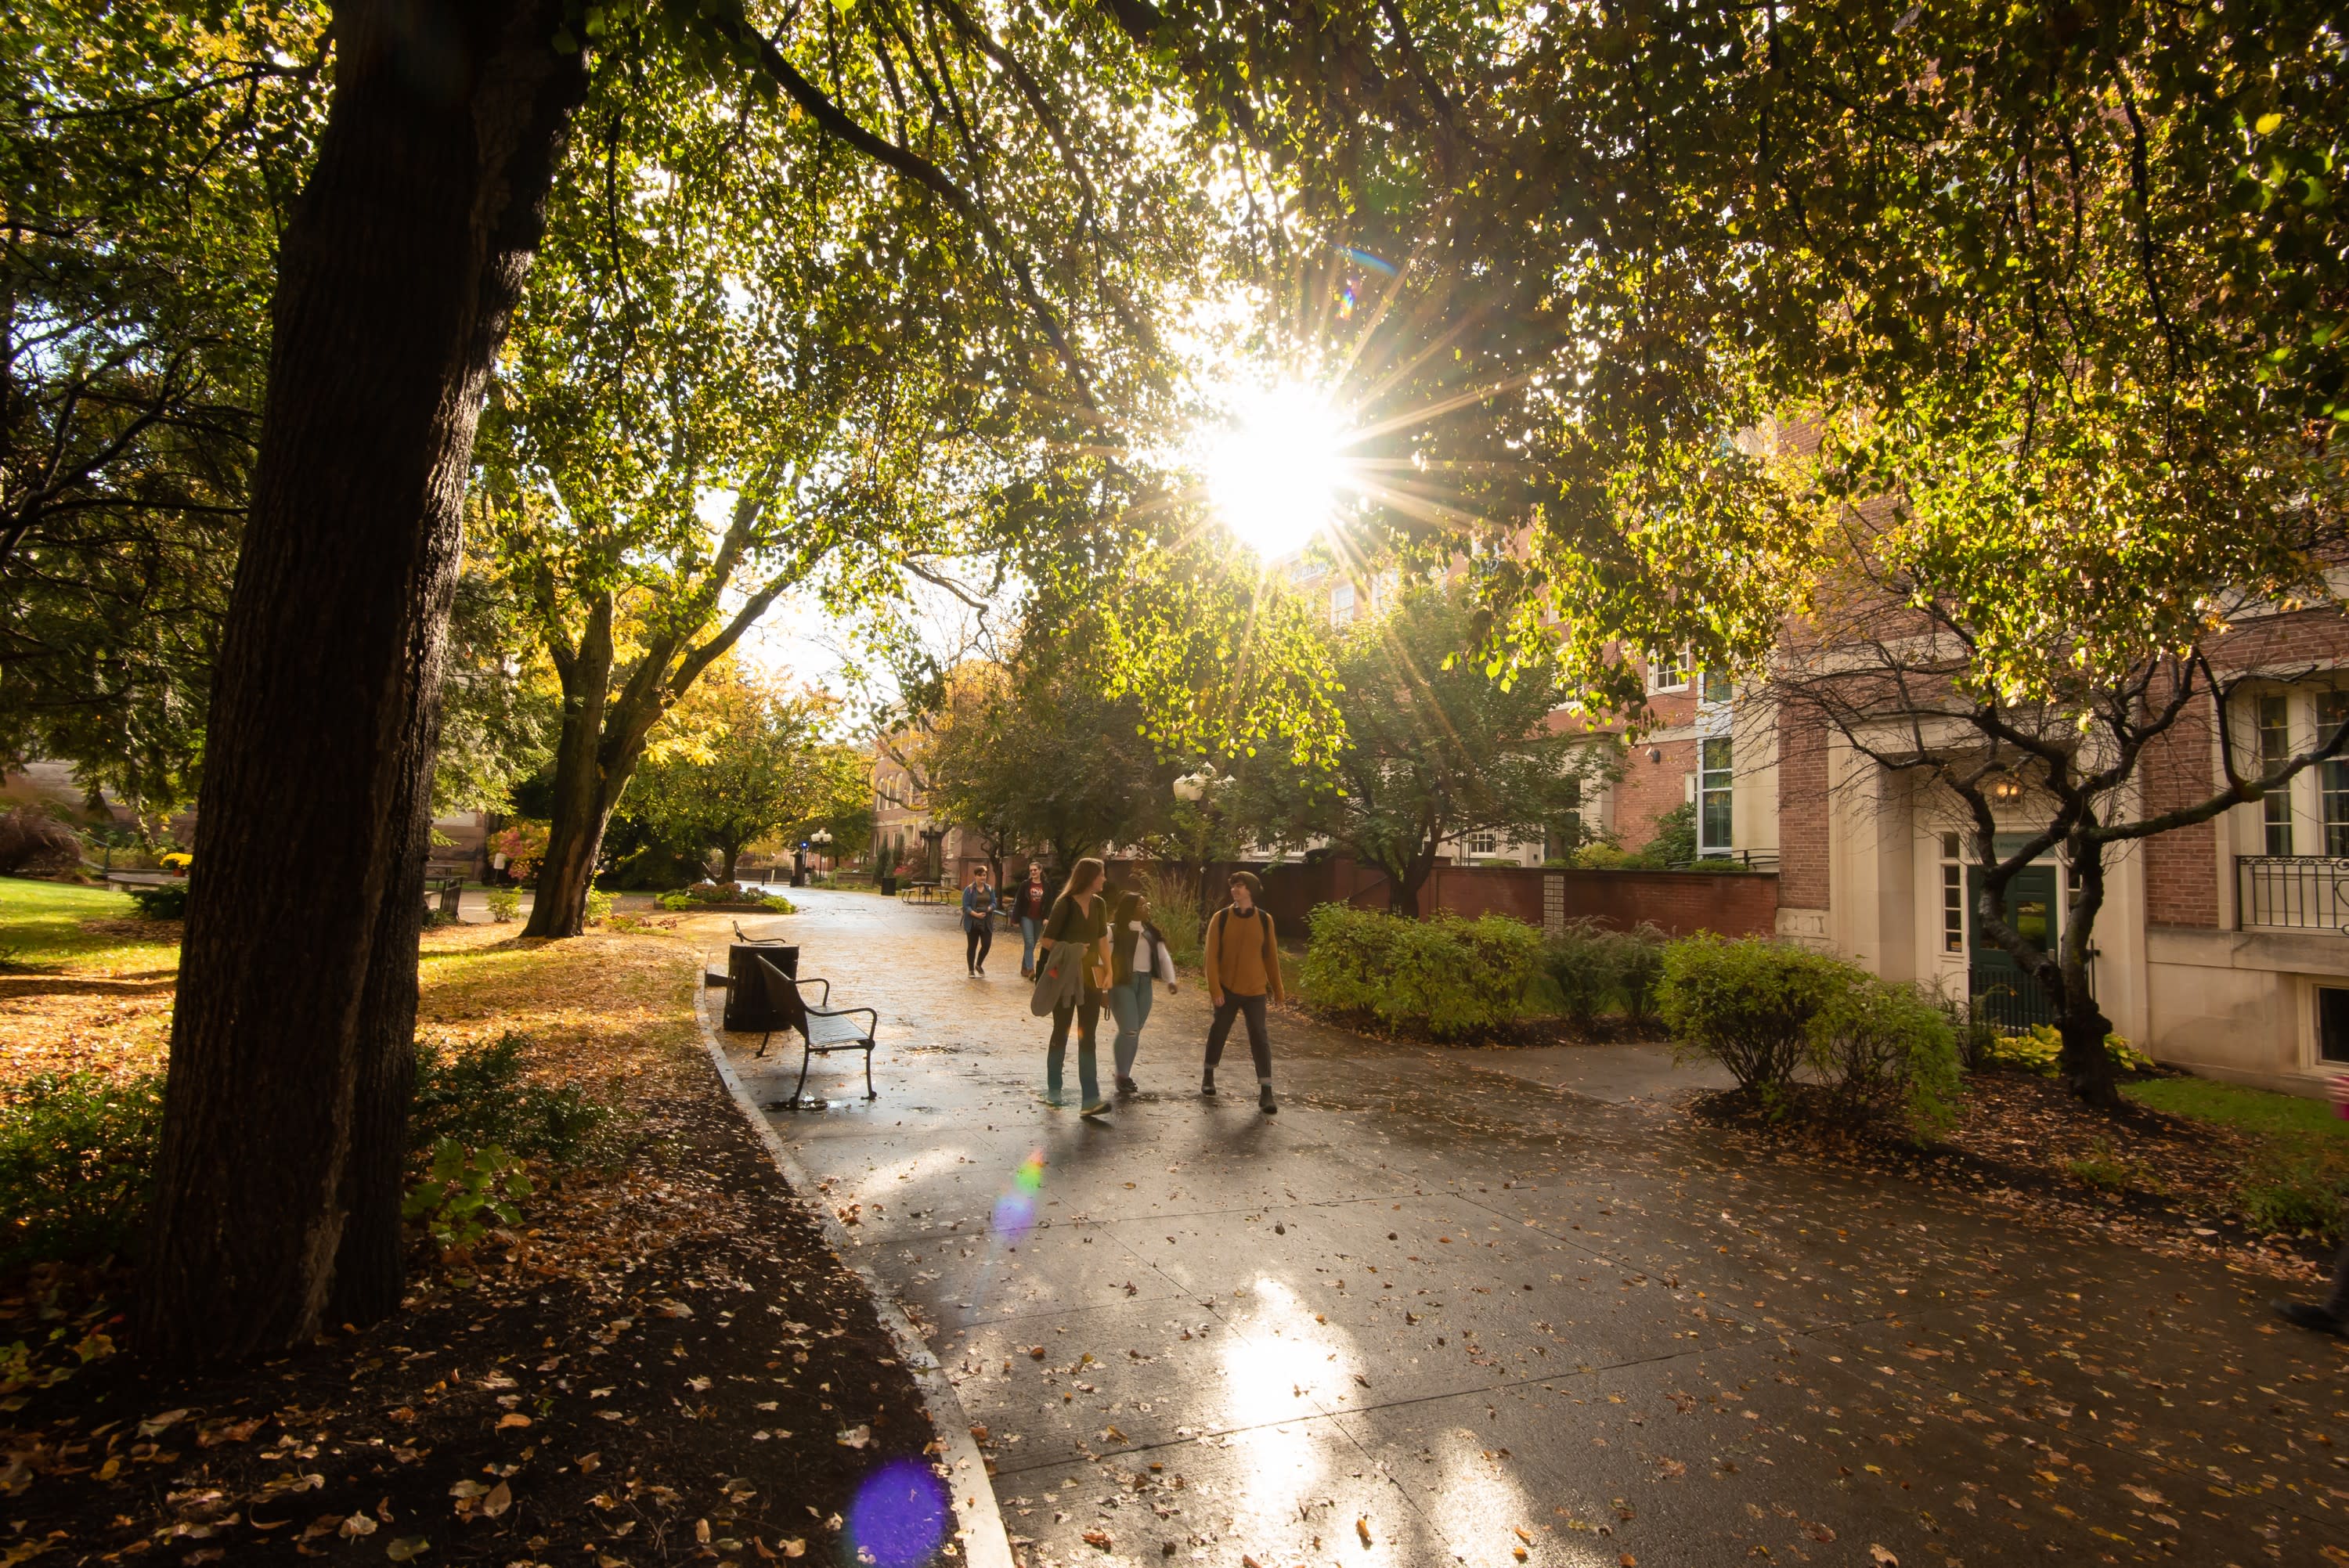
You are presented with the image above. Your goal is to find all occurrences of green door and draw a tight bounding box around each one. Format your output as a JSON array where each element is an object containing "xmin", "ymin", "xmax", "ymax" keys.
[{"xmin": 1969, "ymin": 864, "xmax": 2056, "ymax": 1030}]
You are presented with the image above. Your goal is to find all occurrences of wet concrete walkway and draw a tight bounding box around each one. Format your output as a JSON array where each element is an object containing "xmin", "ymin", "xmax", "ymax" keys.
[{"xmin": 708, "ymin": 891, "xmax": 2346, "ymax": 1568}]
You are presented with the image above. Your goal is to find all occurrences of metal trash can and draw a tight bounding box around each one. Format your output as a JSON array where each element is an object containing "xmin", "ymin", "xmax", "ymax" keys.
[{"xmin": 720, "ymin": 943, "xmax": 799, "ymax": 1033}]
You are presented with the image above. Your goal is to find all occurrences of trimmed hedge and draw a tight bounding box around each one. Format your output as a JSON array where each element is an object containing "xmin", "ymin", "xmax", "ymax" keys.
[
  {"xmin": 1302, "ymin": 903, "xmax": 1543, "ymax": 1040},
  {"xmin": 1542, "ymin": 918, "xmax": 1668, "ymax": 1030}
]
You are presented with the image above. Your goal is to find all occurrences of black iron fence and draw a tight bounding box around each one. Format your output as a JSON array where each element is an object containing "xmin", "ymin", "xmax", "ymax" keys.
[
  {"xmin": 2235, "ymin": 856, "xmax": 2349, "ymax": 933},
  {"xmin": 1968, "ymin": 966, "xmax": 2056, "ymax": 1033}
]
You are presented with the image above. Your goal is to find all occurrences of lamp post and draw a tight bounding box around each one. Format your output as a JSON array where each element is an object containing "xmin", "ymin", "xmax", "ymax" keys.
[
  {"xmin": 1172, "ymin": 767, "xmax": 1219, "ymax": 928},
  {"xmin": 811, "ymin": 827, "xmax": 832, "ymax": 879},
  {"xmin": 920, "ymin": 823, "xmax": 947, "ymax": 884}
]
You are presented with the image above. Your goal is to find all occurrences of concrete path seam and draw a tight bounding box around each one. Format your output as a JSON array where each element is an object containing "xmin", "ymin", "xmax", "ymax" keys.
[{"xmin": 691, "ymin": 977, "xmax": 1015, "ymax": 1568}]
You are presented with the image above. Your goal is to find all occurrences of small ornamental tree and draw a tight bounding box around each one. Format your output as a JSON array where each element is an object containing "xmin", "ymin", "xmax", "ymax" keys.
[
  {"xmin": 631, "ymin": 671, "xmax": 832, "ymax": 886},
  {"xmin": 1236, "ymin": 582, "xmax": 1611, "ymax": 917}
]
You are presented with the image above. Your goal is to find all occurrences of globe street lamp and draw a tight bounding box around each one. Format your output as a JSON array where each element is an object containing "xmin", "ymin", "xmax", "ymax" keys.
[
  {"xmin": 811, "ymin": 827, "xmax": 833, "ymax": 880},
  {"xmin": 1172, "ymin": 767, "xmax": 1220, "ymax": 926}
]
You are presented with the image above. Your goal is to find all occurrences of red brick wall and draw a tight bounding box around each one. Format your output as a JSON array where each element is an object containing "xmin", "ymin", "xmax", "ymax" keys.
[
  {"xmin": 1553, "ymin": 867, "xmax": 1780, "ymax": 937},
  {"xmin": 1611, "ymin": 736, "xmax": 1696, "ymax": 855},
  {"xmin": 2138, "ymin": 684, "xmax": 2220, "ymax": 928},
  {"xmin": 1218, "ymin": 856, "xmax": 1777, "ymax": 939},
  {"xmin": 1426, "ymin": 866, "xmax": 1546, "ymax": 925},
  {"xmin": 1776, "ymin": 703, "xmax": 1831, "ymax": 910}
]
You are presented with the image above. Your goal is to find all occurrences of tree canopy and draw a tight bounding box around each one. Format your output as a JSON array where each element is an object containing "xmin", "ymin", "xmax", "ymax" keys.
[{"xmin": 1231, "ymin": 580, "xmax": 1609, "ymax": 917}]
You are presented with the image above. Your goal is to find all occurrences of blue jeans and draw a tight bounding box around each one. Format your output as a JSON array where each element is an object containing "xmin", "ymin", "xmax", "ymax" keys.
[
  {"xmin": 1047, "ymin": 994, "xmax": 1102, "ymax": 1107},
  {"xmin": 1106, "ymin": 975, "xmax": 1153, "ymax": 1080},
  {"xmin": 1019, "ymin": 916, "xmax": 1042, "ymax": 975}
]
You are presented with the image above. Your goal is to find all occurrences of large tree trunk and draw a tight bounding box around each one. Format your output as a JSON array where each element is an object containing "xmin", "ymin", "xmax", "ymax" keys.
[
  {"xmin": 1387, "ymin": 834, "xmax": 1441, "ymax": 918},
  {"xmin": 139, "ymin": 1, "xmax": 585, "ymax": 1364},
  {"xmin": 525, "ymin": 604, "xmax": 629, "ymax": 938}
]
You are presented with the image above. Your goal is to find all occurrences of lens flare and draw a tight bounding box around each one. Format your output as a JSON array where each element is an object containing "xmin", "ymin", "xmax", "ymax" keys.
[
  {"xmin": 991, "ymin": 1150, "xmax": 1047, "ymax": 1240},
  {"xmin": 1201, "ymin": 381, "xmax": 1348, "ymax": 558},
  {"xmin": 846, "ymin": 1457, "xmax": 950, "ymax": 1568}
]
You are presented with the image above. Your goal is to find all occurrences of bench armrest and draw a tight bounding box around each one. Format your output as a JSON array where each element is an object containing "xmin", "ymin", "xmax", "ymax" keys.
[{"xmin": 791, "ymin": 974, "xmax": 833, "ymax": 1006}]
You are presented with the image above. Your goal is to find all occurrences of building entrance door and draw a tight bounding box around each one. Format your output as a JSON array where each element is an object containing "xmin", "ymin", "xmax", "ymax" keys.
[{"xmin": 1968, "ymin": 864, "xmax": 2058, "ymax": 1032}]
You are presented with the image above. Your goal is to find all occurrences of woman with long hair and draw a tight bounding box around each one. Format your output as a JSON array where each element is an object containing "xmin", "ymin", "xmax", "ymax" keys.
[
  {"xmin": 1106, "ymin": 887, "xmax": 1177, "ymax": 1095},
  {"xmin": 1036, "ymin": 856, "xmax": 1113, "ymax": 1116},
  {"xmin": 1012, "ymin": 861, "xmax": 1051, "ymax": 979}
]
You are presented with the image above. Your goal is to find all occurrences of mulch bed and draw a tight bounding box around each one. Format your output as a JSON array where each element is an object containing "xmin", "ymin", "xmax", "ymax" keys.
[
  {"xmin": 0, "ymin": 934, "xmax": 949, "ymax": 1568},
  {"xmin": 1691, "ymin": 1069, "xmax": 2337, "ymax": 1278}
]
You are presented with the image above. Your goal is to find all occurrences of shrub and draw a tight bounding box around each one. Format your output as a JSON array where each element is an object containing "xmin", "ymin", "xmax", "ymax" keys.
[
  {"xmin": 0, "ymin": 809, "xmax": 84, "ymax": 877},
  {"xmin": 1138, "ymin": 868, "xmax": 1204, "ymax": 970},
  {"xmin": 403, "ymin": 1139, "xmax": 532, "ymax": 1253},
  {"xmin": 0, "ymin": 1072, "xmax": 164, "ymax": 1271},
  {"xmin": 1626, "ymin": 802, "xmax": 1697, "ymax": 869},
  {"xmin": 583, "ymin": 888, "xmax": 614, "ymax": 925},
  {"xmin": 485, "ymin": 886, "xmax": 521, "ymax": 922},
  {"xmin": 126, "ymin": 880, "xmax": 190, "ymax": 919},
  {"xmin": 1979, "ymin": 1024, "xmax": 2151, "ymax": 1076},
  {"xmin": 1806, "ymin": 978, "xmax": 1962, "ymax": 1137},
  {"xmin": 654, "ymin": 884, "xmax": 794, "ymax": 912},
  {"xmin": 2235, "ymin": 1147, "xmax": 2347, "ymax": 1240},
  {"xmin": 1543, "ymin": 919, "xmax": 1623, "ymax": 1029},
  {"xmin": 1615, "ymin": 924, "xmax": 1668, "ymax": 1028},
  {"xmin": 1304, "ymin": 904, "xmax": 1543, "ymax": 1040},
  {"xmin": 410, "ymin": 1032, "xmax": 613, "ymax": 1166},
  {"xmin": 1658, "ymin": 935, "xmax": 1851, "ymax": 1092}
]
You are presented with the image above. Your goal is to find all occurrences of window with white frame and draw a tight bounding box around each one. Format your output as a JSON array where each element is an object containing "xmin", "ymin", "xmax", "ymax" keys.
[
  {"xmin": 1647, "ymin": 648, "xmax": 1690, "ymax": 693},
  {"xmin": 2258, "ymin": 693, "xmax": 2293, "ymax": 853},
  {"xmin": 1697, "ymin": 736, "xmax": 1733, "ymax": 856},
  {"xmin": 1939, "ymin": 832, "xmax": 1965, "ymax": 954},
  {"xmin": 1700, "ymin": 666, "xmax": 1733, "ymax": 705},
  {"xmin": 1330, "ymin": 581, "xmax": 1356, "ymax": 627},
  {"xmin": 2322, "ymin": 690, "xmax": 2349, "ymax": 856},
  {"xmin": 2239, "ymin": 683, "xmax": 2349, "ymax": 857},
  {"xmin": 2320, "ymin": 986, "xmax": 2349, "ymax": 1064},
  {"xmin": 1467, "ymin": 830, "xmax": 1501, "ymax": 856}
]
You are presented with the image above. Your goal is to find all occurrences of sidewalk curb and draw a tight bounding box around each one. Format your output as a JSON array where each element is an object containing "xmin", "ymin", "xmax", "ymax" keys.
[{"xmin": 691, "ymin": 978, "xmax": 1015, "ymax": 1568}]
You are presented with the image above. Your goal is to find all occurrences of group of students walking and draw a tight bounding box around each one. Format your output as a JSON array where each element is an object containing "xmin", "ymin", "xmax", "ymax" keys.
[{"xmin": 959, "ymin": 858, "xmax": 1283, "ymax": 1118}]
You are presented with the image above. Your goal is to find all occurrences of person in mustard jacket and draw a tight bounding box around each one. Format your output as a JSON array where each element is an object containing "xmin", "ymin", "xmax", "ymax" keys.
[{"xmin": 1200, "ymin": 870, "xmax": 1283, "ymax": 1114}]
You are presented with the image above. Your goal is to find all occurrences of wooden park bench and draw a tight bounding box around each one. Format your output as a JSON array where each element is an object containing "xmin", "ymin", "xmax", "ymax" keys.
[{"xmin": 750, "ymin": 953, "xmax": 879, "ymax": 1109}]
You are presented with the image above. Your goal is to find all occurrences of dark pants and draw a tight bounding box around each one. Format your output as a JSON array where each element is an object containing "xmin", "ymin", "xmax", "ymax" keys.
[
  {"xmin": 1048, "ymin": 993, "xmax": 1102, "ymax": 1105},
  {"xmin": 964, "ymin": 917, "xmax": 992, "ymax": 972},
  {"xmin": 1204, "ymin": 992, "xmax": 1272, "ymax": 1081},
  {"xmin": 2327, "ymin": 1231, "xmax": 2349, "ymax": 1317}
]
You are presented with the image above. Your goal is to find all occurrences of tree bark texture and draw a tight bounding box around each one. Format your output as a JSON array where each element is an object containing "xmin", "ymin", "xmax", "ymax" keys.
[
  {"xmin": 525, "ymin": 601, "xmax": 631, "ymax": 937},
  {"xmin": 141, "ymin": 0, "xmax": 584, "ymax": 1364}
]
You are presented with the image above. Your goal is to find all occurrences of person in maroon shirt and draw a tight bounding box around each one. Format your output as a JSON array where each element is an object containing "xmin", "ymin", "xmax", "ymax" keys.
[{"xmin": 1012, "ymin": 861, "xmax": 1052, "ymax": 978}]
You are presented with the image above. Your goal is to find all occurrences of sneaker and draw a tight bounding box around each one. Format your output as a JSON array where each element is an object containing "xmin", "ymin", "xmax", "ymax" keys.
[
  {"xmin": 1039, "ymin": 1092, "xmax": 1066, "ymax": 1108},
  {"xmin": 1115, "ymin": 1076, "xmax": 1138, "ymax": 1097},
  {"xmin": 1080, "ymin": 1101, "xmax": 1113, "ymax": 1118},
  {"xmin": 1200, "ymin": 1072, "xmax": 1217, "ymax": 1097},
  {"xmin": 2272, "ymin": 1299, "xmax": 2347, "ymax": 1336},
  {"xmin": 1258, "ymin": 1084, "xmax": 1278, "ymax": 1115}
]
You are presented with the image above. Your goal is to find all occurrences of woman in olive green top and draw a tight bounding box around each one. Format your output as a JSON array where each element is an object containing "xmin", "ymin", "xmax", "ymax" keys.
[{"xmin": 1037, "ymin": 856, "xmax": 1113, "ymax": 1116}]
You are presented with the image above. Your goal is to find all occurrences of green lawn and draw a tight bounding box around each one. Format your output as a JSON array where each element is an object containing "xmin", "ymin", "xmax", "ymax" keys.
[
  {"xmin": 0, "ymin": 876, "xmax": 174, "ymax": 974},
  {"xmin": 2123, "ymin": 1074, "xmax": 2349, "ymax": 1143}
]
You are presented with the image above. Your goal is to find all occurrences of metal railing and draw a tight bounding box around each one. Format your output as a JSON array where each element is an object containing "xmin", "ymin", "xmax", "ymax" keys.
[
  {"xmin": 2235, "ymin": 856, "xmax": 2349, "ymax": 933},
  {"xmin": 1968, "ymin": 966, "xmax": 2057, "ymax": 1033}
]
